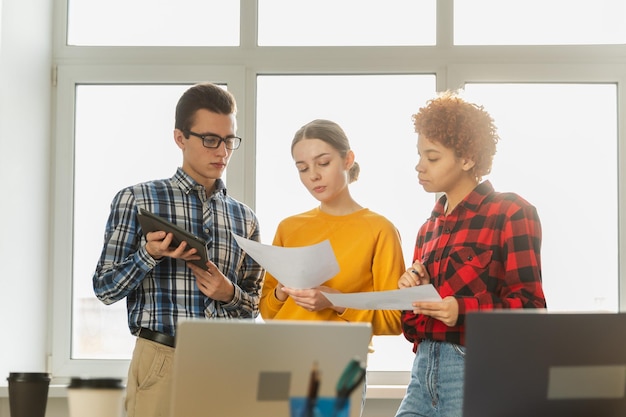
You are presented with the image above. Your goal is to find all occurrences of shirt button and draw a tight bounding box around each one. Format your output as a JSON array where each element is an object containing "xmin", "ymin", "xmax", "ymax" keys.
[
  {"xmin": 467, "ymin": 255, "xmax": 473, "ymax": 261},
  {"xmin": 444, "ymin": 228, "xmax": 451, "ymax": 233}
]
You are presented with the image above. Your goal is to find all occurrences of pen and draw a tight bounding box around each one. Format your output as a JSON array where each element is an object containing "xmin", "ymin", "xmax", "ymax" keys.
[{"xmin": 302, "ymin": 361, "xmax": 320, "ymax": 417}]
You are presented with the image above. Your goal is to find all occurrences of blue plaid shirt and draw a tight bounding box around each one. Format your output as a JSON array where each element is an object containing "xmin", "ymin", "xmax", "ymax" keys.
[{"xmin": 93, "ymin": 168, "xmax": 264, "ymax": 337}]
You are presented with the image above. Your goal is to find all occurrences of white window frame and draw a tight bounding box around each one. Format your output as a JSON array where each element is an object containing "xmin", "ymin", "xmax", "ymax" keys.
[
  {"xmin": 50, "ymin": 0, "xmax": 626, "ymax": 390},
  {"xmin": 50, "ymin": 65, "xmax": 247, "ymax": 378}
]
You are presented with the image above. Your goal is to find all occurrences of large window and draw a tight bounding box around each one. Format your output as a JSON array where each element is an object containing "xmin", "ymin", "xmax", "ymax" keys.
[
  {"xmin": 462, "ymin": 83, "xmax": 619, "ymax": 312},
  {"xmin": 52, "ymin": 0, "xmax": 626, "ymax": 388},
  {"xmin": 255, "ymin": 76, "xmax": 619, "ymax": 373},
  {"xmin": 72, "ymin": 84, "xmax": 192, "ymax": 359},
  {"xmin": 51, "ymin": 66, "xmax": 247, "ymax": 376}
]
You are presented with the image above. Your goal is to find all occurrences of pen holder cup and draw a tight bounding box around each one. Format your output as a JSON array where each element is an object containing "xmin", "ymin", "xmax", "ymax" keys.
[{"xmin": 289, "ymin": 397, "xmax": 350, "ymax": 417}]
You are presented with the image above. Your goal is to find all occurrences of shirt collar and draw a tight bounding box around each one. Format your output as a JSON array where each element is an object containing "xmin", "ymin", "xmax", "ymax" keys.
[
  {"xmin": 462, "ymin": 180, "xmax": 493, "ymax": 212},
  {"xmin": 173, "ymin": 167, "xmax": 228, "ymax": 197},
  {"xmin": 432, "ymin": 180, "xmax": 494, "ymax": 217}
]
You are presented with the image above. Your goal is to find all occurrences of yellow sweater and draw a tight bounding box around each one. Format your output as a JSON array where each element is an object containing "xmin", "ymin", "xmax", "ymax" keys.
[{"xmin": 260, "ymin": 208, "xmax": 405, "ymax": 335}]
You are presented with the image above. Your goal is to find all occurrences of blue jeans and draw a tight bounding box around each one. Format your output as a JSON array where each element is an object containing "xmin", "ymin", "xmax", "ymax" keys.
[{"xmin": 395, "ymin": 340, "xmax": 466, "ymax": 417}]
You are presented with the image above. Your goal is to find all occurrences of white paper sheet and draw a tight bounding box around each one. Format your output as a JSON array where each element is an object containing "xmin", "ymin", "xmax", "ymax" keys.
[
  {"xmin": 322, "ymin": 285, "xmax": 442, "ymax": 310},
  {"xmin": 232, "ymin": 234, "xmax": 340, "ymax": 289}
]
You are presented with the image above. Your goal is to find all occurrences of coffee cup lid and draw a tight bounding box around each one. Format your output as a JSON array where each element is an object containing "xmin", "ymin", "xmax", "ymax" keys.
[
  {"xmin": 7, "ymin": 372, "xmax": 51, "ymax": 382},
  {"xmin": 68, "ymin": 377, "xmax": 124, "ymax": 389}
]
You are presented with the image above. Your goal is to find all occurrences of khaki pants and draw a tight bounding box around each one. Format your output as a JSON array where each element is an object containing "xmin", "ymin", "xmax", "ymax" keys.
[{"xmin": 125, "ymin": 337, "xmax": 175, "ymax": 417}]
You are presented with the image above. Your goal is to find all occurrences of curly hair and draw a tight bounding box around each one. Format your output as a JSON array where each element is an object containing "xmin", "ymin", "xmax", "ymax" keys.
[{"xmin": 412, "ymin": 91, "xmax": 499, "ymax": 179}]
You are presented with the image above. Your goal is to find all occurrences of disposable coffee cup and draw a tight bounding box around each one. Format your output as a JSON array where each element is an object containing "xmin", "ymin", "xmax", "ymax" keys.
[
  {"xmin": 67, "ymin": 377, "xmax": 125, "ymax": 417},
  {"xmin": 7, "ymin": 372, "xmax": 51, "ymax": 417}
]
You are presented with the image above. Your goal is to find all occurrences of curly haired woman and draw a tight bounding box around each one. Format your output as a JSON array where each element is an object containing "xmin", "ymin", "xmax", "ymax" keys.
[{"xmin": 395, "ymin": 91, "xmax": 547, "ymax": 417}]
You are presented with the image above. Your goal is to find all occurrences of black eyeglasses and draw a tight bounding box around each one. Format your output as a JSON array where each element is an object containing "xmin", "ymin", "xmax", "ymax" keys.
[{"xmin": 185, "ymin": 130, "xmax": 242, "ymax": 150}]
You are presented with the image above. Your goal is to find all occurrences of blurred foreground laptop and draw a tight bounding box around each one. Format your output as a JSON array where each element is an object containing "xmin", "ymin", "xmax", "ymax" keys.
[
  {"xmin": 170, "ymin": 319, "xmax": 372, "ymax": 417},
  {"xmin": 463, "ymin": 310, "xmax": 626, "ymax": 417}
]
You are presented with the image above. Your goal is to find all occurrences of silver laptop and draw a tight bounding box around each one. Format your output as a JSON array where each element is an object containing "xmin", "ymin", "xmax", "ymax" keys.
[
  {"xmin": 170, "ymin": 319, "xmax": 372, "ymax": 417},
  {"xmin": 463, "ymin": 310, "xmax": 626, "ymax": 417}
]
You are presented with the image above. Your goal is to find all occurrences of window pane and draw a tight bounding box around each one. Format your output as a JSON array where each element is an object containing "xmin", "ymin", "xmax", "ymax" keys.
[
  {"xmin": 258, "ymin": 0, "xmax": 436, "ymax": 46},
  {"xmin": 73, "ymin": 84, "xmax": 192, "ymax": 359},
  {"xmin": 463, "ymin": 83, "xmax": 618, "ymax": 312},
  {"xmin": 256, "ymin": 74, "xmax": 437, "ymax": 371},
  {"xmin": 67, "ymin": 0, "xmax": 239, "ymax": 46},
  {"xmin": 455, "ymin": 0, "xmax": 626, "ymax": 45}
]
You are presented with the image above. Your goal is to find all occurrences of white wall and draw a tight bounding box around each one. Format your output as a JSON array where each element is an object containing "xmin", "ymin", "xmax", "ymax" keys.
[{"xmin": 0, "ymin": 0, "xmax": 53, "ymax": 378}]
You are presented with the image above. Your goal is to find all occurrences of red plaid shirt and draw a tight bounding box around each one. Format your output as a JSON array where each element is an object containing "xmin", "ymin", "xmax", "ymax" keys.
[{"xmin": 402, "ymin": 181, "xmax": 546, "ymax": 348}]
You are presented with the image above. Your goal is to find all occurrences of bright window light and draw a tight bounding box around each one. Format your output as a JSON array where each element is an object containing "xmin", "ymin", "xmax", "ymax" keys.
[
  {"xmin": 258, "ymin": 0, "xmax": 436, "ymax": 46},
  {"xmin": 455, "ymin": 0, "xmax": 626, "ymax": 45},
  {"xmin": 67, "ymin": 1, "xmax": 240, "ymax": 46},
  {"xmin": 463, "ymin": 83, "xmax": 619, "ymax": 312}
]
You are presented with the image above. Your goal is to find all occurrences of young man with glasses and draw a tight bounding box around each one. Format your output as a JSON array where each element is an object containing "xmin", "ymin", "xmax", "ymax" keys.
[{"xmin": 93, "ymin": 82, "xmax": 264, "ymax": 417}]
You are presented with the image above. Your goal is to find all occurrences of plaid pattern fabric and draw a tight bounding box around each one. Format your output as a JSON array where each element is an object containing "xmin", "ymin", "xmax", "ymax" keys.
[
  {"xmin": 93, "ymin": 168, "xmax": 264, "ymax": 337},
  {"xmin": 402, "ymin": 181, "xmax": 546, "ymax": 347}
]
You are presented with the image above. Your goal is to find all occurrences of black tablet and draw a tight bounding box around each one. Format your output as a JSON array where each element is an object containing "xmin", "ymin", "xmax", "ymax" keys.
[{"xmin": 137, "ymin": 208, "xmax": 209, "ymax": 269}]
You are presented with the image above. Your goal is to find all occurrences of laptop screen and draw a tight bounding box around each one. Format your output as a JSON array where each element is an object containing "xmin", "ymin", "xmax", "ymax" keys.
[
  {"xmin": 170, "ymin": 319, "xmax": 372, "ymax": 417},
  {"xmin": 463, "ymin": 310, "xmax": 626, "ymax": 417}
]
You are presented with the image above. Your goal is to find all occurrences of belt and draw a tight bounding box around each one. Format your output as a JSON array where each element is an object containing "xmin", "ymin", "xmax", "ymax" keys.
[{"xmin": 138, "ymin": 328, "xmax": 176, "ymax": 348}]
